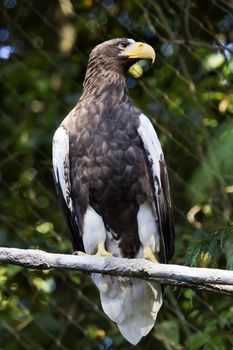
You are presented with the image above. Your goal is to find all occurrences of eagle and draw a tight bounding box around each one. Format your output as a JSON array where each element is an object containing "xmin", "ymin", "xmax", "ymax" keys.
[{"xmin": 52, "ymin": 38, "xmax": 175, "ymax": 344}]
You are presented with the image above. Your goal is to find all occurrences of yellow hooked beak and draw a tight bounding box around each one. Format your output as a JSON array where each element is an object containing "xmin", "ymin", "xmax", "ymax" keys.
[{"xmin": 122, "ymin": 42, "xmax": 156, "ymax": 63}]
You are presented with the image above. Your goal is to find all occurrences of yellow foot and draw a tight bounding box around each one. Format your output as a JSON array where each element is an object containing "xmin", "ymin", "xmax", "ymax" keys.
[
  {"xmin": 73, "ymin": 251, "xmax": 88, "ymax": 256},
  {"xmin": 73, "ymin": 243, "xmax": 112, "ymax": 257},
  {"xmin": 96, "ymin": 242, "xmax": 112, "ymax": 257},
  {"xmin": 77, "ymin": 251, "xmax": 88, "ymax": 256},
  {"xmin": 144, "ymin": 246, "xmax": 159, "ymax": 263}
]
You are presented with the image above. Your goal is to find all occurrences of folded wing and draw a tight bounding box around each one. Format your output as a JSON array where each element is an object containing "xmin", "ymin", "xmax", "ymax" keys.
[{"xmin": 52, "ymin": 125, "xmax": 84, "ymax": 252}]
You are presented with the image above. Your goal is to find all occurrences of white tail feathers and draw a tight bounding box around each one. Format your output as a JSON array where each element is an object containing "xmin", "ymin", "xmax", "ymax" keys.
[{"xmin": 92, "ymin": 273, "xmax": 162, "ymax": 345}]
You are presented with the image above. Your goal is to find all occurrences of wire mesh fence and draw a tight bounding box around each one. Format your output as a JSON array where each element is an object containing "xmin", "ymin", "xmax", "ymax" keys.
[{"xmin": 1, "ymin": 0, "xmax": 233, "ymax": 349}]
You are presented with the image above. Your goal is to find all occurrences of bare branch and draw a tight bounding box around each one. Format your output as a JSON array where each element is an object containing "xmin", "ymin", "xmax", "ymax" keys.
[{"xmin": 1, "ymin": 247, "xmax": 233, "ymax": 296}]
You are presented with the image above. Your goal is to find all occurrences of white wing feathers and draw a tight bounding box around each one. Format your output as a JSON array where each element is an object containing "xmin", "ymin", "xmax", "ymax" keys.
[
  {"xmin": 52, "ymin": 126, "xmax": 73, "ymax": 211},
  {"xmin": 137, "ymin": 113, "xmax": 163, "ymax": 194}
]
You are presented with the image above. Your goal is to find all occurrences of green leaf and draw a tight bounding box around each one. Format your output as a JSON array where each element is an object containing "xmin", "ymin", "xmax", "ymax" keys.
[
  {"xmin": 188, "ymin": 119, "xmax": 233, "ymax": 202},
  {"xmin": 157, "ymin": 320, "xmax": 180, "ymax": 345},
  {"xmin": 186, "ymin": 332, "xmax": 210, "ymax": 350}
]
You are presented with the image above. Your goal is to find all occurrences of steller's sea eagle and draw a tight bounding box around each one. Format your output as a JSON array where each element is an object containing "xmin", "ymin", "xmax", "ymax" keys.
[{"xmin": 52, "ymin": 38, "xmax": 175, "ymax": 345}]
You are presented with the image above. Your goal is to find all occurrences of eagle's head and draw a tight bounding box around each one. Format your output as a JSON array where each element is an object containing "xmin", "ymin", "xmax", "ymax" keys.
[
  {"xmin": 82, "ymin": 38, "xmax": 155, "ymax": 98},
  {"xmin": 89, "ymin": 38, "xmax": 155, "ymax": 73}
]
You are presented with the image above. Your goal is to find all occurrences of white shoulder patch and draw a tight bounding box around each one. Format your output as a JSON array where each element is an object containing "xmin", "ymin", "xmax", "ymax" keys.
[
  {"xmin": 52, "ymin": 126, "xmax": 73, "ymax": 211},
  {"xmin": 137, "ymin": 113, "xmax": 163, "ymax": 194}
]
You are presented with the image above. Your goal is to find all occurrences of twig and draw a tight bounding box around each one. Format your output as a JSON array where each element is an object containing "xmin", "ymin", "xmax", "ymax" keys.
[{"xmin": 1, "ymin": 247, "xmax": 233, "ymax": 296}]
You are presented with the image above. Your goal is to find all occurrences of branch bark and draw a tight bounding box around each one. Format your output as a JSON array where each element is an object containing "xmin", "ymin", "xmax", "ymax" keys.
[{"xmin": 1, "ymin": 247, "xmax": 233, "ymax": 296}]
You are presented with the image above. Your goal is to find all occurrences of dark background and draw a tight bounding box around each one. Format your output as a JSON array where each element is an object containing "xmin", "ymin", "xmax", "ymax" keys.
[{"xmin": 1, "ymin": 0, "xmax": 233, "ymax": 349}]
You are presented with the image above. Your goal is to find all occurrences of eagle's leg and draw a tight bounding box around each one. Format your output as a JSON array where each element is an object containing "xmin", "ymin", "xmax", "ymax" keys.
[
  {"xmin": 137, "ymin": 203, "xmax": 160, "ymax": 263},
  {"xmin": 96, "ymin": 242, "xmax": 112, "ymax": 257},
  {"xmin": 143, "ymin": 246, "xmax": 159, "ymax": 263}
]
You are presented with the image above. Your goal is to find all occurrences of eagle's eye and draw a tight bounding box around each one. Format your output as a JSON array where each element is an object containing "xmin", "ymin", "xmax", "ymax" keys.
[{"xmin": 117, "ymin": 42, "xmax": 128, "ymax": 50}]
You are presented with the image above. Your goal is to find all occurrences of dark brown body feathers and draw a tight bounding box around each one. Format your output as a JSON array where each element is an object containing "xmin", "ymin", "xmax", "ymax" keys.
[{"xmin": 66, "ymin": 98, "xmax": 152, "ymax": 258}]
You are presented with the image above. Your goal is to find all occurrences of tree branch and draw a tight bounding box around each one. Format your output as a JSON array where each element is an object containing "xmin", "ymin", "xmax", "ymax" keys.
[{"xmin": 1, "ymin": 247, "xmax": 233, "ymax": 296}]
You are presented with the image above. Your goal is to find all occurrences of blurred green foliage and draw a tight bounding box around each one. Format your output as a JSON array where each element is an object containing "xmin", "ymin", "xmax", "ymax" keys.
[{"xmin": 0, "ymin": 0, "xmax": 233, "ymax": 349}]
